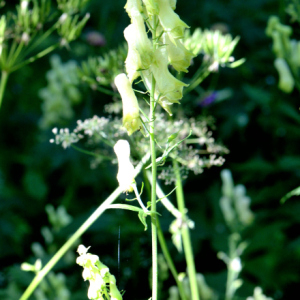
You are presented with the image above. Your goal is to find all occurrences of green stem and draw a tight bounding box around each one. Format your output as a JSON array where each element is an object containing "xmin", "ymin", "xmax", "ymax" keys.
[
  {"xmin": 225, "ymin": 234, "xmax": 240, "ymax": 300},
  {"xmin": 20, "ymin": 152, "xmax": 150, "ymax": 300},
  {"xmin": 149, "ymin": 15, "xmax": 159, "ymax": 300},
  {"xmin": 23, "ymin": 23, "xmax": 58, "ymax": 57},
  {"xmin": 173, "ymin": 159, "xmax": 200, "ymax": 300},
  {"xmin": 184, "ymin": 63, "xmax": 210, "ymax": 96},
  {"xmin": 156, "ymin": 218, "xmax": 188, "ymax": 300},
  {"xmin": 10, "ymin": 44, "xmax": 59, "ymax": 73},
  {"xmin": 71, "ymin": 144, "xmax": 112, "ymax": 160},
  {"xmin": 0, "ymin": 70, "xmax": 9, "ymax": 109},
  {"xmin": 150, "ymin": 72, "xmax": 158, "ymax": 300},
  {"xmin": 146, "ymin": 170, "xmax": 181, "ymax": 219},
  {"xmin": 96, "ymin": 85, "xmax": 119, "ymax": 97}
]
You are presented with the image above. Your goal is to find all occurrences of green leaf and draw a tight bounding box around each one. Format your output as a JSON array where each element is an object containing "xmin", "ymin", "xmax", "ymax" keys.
[
  {"xmin": 229, "ymin": 58, "xmax": 246, "ymax": 68},
  {"xmin": 281, "ymin": 186, "xmax": 300, "ymax": 203},
  {"xmin": 138, "ymin": 210, "xmax": 148, "ymax": 231},
  {"xmin": 108, "ymin": 204, "xmax": 144, "ymax": 213},
  {"xmin": 167, "ymin": 132, "xmax": 179, "ymax": 143}
]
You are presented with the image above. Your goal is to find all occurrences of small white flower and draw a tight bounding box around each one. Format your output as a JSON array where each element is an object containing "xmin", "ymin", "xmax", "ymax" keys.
[{"xmin": 230, "ymin": 257, "xmax": 242, "ymax": 272}]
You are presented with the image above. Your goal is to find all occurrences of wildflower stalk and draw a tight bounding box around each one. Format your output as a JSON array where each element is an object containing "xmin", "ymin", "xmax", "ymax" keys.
[
  {"xmin": 150, "ymin": 72, "xmax": 159, "ymax": 300},
  {"xmin": 156, "ymin": 218, "xmax": 188, "ymax": 300},
  {"xmin": 20, "ymin": 152, "xmax": 150, "ymax": 300},
  {"xmin": 149, "ymin": 15, "xmax": 159, "ymax": 300},
  {"xmin": 148, "ymin": 170, "xmax": 187, "ymax": 300},
  {"xmin": 0, "ymin": 70, "xmax": 8, "ymax": 109},
  {"xmin": 173, "ymin": 159, "xmax": 200, "ymax": 300}
]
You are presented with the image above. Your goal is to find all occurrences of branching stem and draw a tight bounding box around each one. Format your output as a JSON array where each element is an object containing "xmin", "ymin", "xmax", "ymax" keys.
[{"xmin": 19, "ymin": 152, "xmax": 150, "ymax": 300}]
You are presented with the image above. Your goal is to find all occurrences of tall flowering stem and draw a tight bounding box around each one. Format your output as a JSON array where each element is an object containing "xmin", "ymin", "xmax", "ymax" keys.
[
  {"xmin": 149, "ymin": 15, "xmax": 159, "ymax": 300},
  {"xmin": 173, "ymin": 159, "xmax": 200, "ymax": 300}
]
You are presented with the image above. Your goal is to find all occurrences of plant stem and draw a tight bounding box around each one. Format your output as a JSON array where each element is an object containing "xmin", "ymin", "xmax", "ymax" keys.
[
  {"xmin": 146, "ymin": 170, "xmax": 181, "ymax": 219},
  {"xmin": 156, "ymin": 218, "xmax": 188, "ymax": 300},
  {"xmin": 184, "ymin": 63, "xmax": 210, "ymax": 96},
  {"xmin": 0, "ymin": 70, "xmax": 9, "ymax": 109},
  {"xmin": 10, "ymin": 44, "xmax": 59, "ymax": 73},
  {"xmin": 149, "ymin": 14, "xmax": 159, "ymax": 300},
  {"xmin": 225, "ymin": 234, "xmax": 241, "ymax": 300},
  {"xmin": 150, "ymin": 72, "xmax": 158, "ymax": 300},
  {"xmin": 173, "ymin": 159, "xmax": 200, "ymax": 300},
  {"xmin": 71, "ymin": 144, "xmax": 112, "ymax": 160},
  {"xmin": 19, "ymin": 152, "xmax": 150, "ymax": 300}
]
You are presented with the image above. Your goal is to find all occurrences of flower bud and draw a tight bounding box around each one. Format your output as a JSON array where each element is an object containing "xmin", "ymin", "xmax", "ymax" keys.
[
  {"xmin": 113, "ymin": 140, "xmax": 135, "ymax": 192},
  {"xmin": 114, "ymin": 73, "xmax": 143, "ymax": 135},
  {"xmin": 274, "ymin": 57, "xmax": 294, "ymax": 93}
]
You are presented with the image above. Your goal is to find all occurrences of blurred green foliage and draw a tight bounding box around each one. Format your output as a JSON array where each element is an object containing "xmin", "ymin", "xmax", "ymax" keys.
[{"xmin": 0, "ymin": 0, "xmax": 300, "ymax": 299}]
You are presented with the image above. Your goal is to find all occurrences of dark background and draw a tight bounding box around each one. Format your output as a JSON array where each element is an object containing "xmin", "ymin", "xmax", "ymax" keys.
[{"xmin": 1, "ymin": 0, "xmax": 300, "ymax": 299}]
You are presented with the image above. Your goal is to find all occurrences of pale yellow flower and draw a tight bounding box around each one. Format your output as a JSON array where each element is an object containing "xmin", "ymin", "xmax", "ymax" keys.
[
  {"xmin": 114, "ymin": 73, "xmax": 143, "ymax": 136},
  {"xmin": 113, "ymin": 139, "xmax": 135, "ymax": 193}
]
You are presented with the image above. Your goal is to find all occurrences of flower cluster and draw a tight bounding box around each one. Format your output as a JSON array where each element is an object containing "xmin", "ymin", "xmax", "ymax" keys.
[
  {"xmin": 76, "ymin": 245, "xmax": 122, "ymax": 300},
  {"xmin": 184, "ymin": 28, "xmax": 245, "ymax": 71},
  {"xmin": 220, "ymin": 169, "xmax": 254, "ymax": 231},
  {"xmin": 266, "ymin": 16, "xmax": 300, "ymax": 93},
  {"xmin": 116, "ymin": 0, "xmax": 194, "ymax": 135}
]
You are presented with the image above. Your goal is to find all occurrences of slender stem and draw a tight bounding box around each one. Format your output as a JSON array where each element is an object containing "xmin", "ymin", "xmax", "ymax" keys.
[
  {"xmin": 71, "ymin": 144, "xmax": 112, "ymax": 160},
  {"xmin": 96, "ymin": 85, "xmax": 119, "ymax": 97},
  {"xmin": 156, "ymin": 218, "xmax": 188, "ymax": 300},
  {"xmin": 0, "ymin": 70, "xmax": 9, "ymax": 109},
  {"xmin": 225, "ymin": 234, "xmax": 241, "ymax": 300},
  {"xmin": 10, "ymin": 44, "xmax": 59, "ymax": 73},
  {"xmin": 150, "ymin": 72, "xmax": 158, "ymax": 300},
  {"xmin": 19, "ymin": 152, "xmax": 150, "ymax": 300},
  {"xmin": 146, "ymin": 170, "xmax": 181, "ymax": 219},
  {"xmin": 132, "ymin": 183, "xmax": 149, "ymax": 213},
  {"xmin": 173, "ymin": 159, "xmax": 200, "ymax": 300},
  {"xmin": 149, "ymin": 15, "xmax": 159, "ymax": 300},
  {"xmin": 184, "ymin": 63, "xmax": 210, "ymax": 96},
  {"xmin": 23, "ymin": 23, "xmax": 58, "ymax": 57}
]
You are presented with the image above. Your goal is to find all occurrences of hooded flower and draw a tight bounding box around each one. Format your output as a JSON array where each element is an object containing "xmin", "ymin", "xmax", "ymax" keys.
[
  {"xmin": 142, "ymin": 0, "xmax": 159, "ymax": 16},
  {"xmin": 113, "ymin": 140, "xmax": 135, "ymax": 193},
  {"xmin": 124, "ymin": 14, "xmax": 153, "ymax": 82},
  {"xmin": 76, "ymin": 245, "xmax": 122, "ymax": 300},
  {"xmin": 150, "ymin": 47, "xmax": 188, "ymax": 99},
  {"xmin": 274, "ymin": 57, "xmax": 294, "ymax": 93},
  {"xmin": 114, "ymin": 73, "xmax": 143, "ymax": 135},
  {"xmin": 157, "ymin": 0, "xmax": 189, "ymax": 43},
  {"xmin": 163, "ymin": 32, "xmax": 194, "ymax": 73},
  {"xmin": 124, "ymin": 0, "xmax": 143, "ymax": 19}
]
